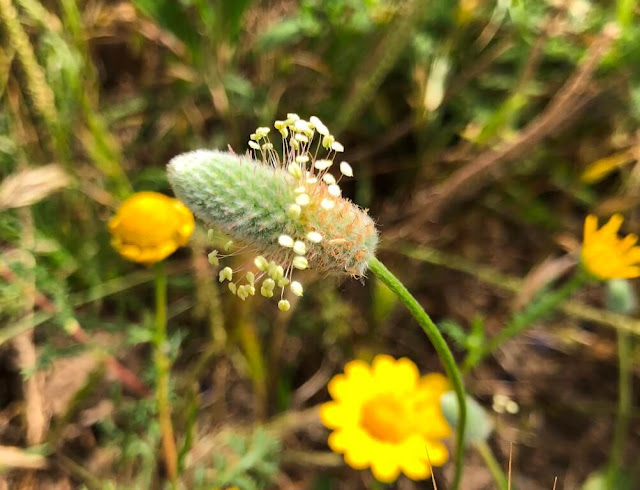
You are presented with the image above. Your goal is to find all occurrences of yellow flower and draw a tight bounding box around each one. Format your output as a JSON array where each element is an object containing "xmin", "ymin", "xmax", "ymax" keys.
[
  {"xmin": 582, "ymin": 214, "xmax": 640, "ymax": 280},
  {"xmin": 109, "ymin": 191, "xmax": 194, "ymax": 265},
  {"xmin": 320, "ymin": 355, "xmax": 451, "ymax": 483}
]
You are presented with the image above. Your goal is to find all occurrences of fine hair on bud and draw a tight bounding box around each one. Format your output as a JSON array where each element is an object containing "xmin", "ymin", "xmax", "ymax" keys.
[{"xmin": 167, "ymin": 116, "xmax": 378, "ymax": 306}]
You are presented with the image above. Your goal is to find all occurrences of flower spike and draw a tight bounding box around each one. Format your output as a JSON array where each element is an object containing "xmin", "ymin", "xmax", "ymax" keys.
[{"xmin": 168, "ymin": 115, "xmax": 378, "ymax": 309}]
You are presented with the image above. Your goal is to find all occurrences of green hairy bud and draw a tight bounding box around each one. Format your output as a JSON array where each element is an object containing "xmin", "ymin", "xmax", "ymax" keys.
[{"xmin": 167, "ymin": 115, "xmax": 378, "ymax": 306}]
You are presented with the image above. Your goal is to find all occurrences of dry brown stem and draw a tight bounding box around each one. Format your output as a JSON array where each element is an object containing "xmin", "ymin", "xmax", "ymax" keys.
[{"xmin": 401, "ymin": 24, "xmax": 619, "ymax": 233}]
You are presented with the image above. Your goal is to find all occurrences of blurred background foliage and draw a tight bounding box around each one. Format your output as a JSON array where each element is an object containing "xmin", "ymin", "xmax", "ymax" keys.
[{"xmin": 1, "ymin": 0, "xmax": 640, "ymax": 488}]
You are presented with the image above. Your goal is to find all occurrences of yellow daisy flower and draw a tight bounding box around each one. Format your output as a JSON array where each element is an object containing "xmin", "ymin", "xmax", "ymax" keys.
[
  {"xmin": 109, "ymin": 191, "xmax": 194, "ymax": 265},
  {"xmin": 582, "ymin": 214, "xmax": 640, "ymax": 280},
  {"xmin": 320, "ymin": 355, "xmax": 451, "ymax": 483}
]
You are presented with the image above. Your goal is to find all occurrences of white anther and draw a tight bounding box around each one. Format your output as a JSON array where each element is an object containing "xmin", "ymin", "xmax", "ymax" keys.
[
  {"xmin": 322, "ymin": 135, "xmax": 335, "ymax": 148},
  {"xmin": 306, "ymin": 231, "xmax": 323, "ymax": 243},
  {"xmin": 322, "ymin": 173, "xmax": 336, "ymax": 185},
  {"xmin": 288, "ymin": 163, "xmax": 303, "ymax": 178},
  {"xmin": 290, "ymin": 281, "xmax": 304, "ymax": 297},
  {"xmin": 293, "ymin": 256, "xmax": 309, "ymax": 270},
  {"xmin": 254, "ymin": 256, "xmax": 269, "ymax": 271},
  {"xmin": 296, "ymin": 193, "xmax": 310, "ymax": 206},
  {"xmin": 294, "ymin": 120, "xmax": 311, "ymax": 133},
  {"xmin": 219, "ymin": 267, "xmax": 233, "ymax": 282},
  {"xmin": 314, "ymin": 159, "xmax": 332, "ymax": 170},
  {"xmin": 328, "ymin": 184, "xmax": 341, "ymax": 197},
  {"xmin": 321, "ymin": 198, "xmax": 335, "ymax": 210},
  {"xmin": 293, "ymin": 240, "xmax": 307, "ymax": 255},
  {"xmin": 278, "ymin": 299, "xmax": 291, "ymax": 311},
  {"xmin": 310, "ymin": 116, "xmax": 329, "ymax": 136},
  {"xmin": 278, "ymin": 235, "xmax": 294, "ymax": 248},
  {"xmin": 287, "ymin": 203, "xmax": 302, "ymax": 219},
  {"xmin": 331, "ymin": 141, "xmax": 344, "ymax": 152},
  {"xmin": 339, "ymin": 161, "xmax": 353, "ymax": 177}
]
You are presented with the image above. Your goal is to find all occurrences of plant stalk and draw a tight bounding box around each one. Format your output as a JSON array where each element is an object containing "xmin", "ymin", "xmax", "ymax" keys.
[
  {"xmin": 462, "ymin": 272, "xmax": 586, "ymax": 373},
  {"xmin": 367, "ymin": 256, "xmax": 466, "ymax": 490},
  {"xmin": 154, "ymin": 262, "xmax": 178, "ymax": 487},
  {"xmin": 475, "ymin": 441, "xmax": 508, "ymax": 490},
  {"xmin": 608, "ymin": 328, "xmax": 632, "ymax": 482}
]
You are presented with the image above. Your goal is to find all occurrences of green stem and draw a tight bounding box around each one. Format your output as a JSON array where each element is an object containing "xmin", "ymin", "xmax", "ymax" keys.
[
  {"xmin": 475, "ymin": 441, "xmax": 508, "ymax": 490},
  {"xmin": 462, "ymin": 272, "xmax": 587, "ymax": 373},
  {"xmin": 154, "ymin": 262, "xmax": 178, "ymax": 487},
  {"xmin": 367, "ymin": 257, "xmax": 466, "ymax": 490},
  {"xmin": 608, "ymin": 328, "xmax": 632, "ymax": 481}
]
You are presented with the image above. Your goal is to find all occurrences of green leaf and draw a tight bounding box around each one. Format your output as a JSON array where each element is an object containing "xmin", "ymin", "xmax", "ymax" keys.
[{"xmin": 132, "ymin": 0, "xmax": 200, "ymax": 56}]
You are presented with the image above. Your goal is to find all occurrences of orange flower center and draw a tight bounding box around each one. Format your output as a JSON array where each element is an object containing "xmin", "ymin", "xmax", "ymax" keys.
[{"xmin": 360, "ymin": 394, "xmax": 415, "ymax": 443}]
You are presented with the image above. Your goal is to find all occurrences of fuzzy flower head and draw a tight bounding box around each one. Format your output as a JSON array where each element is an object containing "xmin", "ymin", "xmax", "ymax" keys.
[
  {"xmin": 320, "ymin": 355, "xmax": 451, "ymax": 483},
  {"xmin": 582, "ymin": 214, "xmax": 640, "ymax": 280},
  {"xmin": 108, "ymin": 191, "xmax": 194, "ymax": 265},
  {"xmin": 168, "ymin": 114, "xmax": 378, "ymax": 309}
]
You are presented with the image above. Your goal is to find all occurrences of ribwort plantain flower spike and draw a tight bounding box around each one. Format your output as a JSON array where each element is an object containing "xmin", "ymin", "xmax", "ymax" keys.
[{"xmin": 168, "ymin": 115, "xmax": 378, "ymax": 308}]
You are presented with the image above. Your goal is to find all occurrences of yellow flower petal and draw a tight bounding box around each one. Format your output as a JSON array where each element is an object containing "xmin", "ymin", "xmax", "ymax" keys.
[
  {"xmin": 369, "ymin": 445, "xmax": 402, "ymax": 483},
  {"xmin": 372, "ymin": 355, "xmax": 419, "ymax": 393},
  {"xmin": 372, "ymin": 354, "xmax": 395, "ymax": 378},
  {"xmin": 327, "ymin": 374, "xmax": 349, "ymax": 401},
  {"xmin": 424, "ymin": 438, "xmax": 449, "ymax": 466},
  {"xmin": 418, "ymin": 373, "xmax": 450, "ymax": 398},
  {"xmin": 340, "ymin": 429, "xmax": 372, "ymax": 469},
  {"xmin": 584, "ymin": 214, "xmax": 598, "ymax": 240},
  {"xmin": 320, "ymin": 401, "xmax": 359, "ymax": 429},
  {"xmin": 398, "ymin": 437, "xmax": 431, "ymax": 480},
  {"xmin": 582, "ymin": 214, "xmax": 640, "ymax": 280},
  {"xmin": 601, "ymin": 214, "xmax": 624, "ymax": 236}
]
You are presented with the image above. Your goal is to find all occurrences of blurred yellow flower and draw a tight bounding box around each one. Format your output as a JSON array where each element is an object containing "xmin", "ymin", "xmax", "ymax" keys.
[
  {"xmin": 109, "ymin": 191, "xmax": 194, "ymax": 265},
  {"xmin": 320, "ymin": 355, "xmax": 451, "ymax": 483},
  {"xmin": 582, "ymin": 214, "xmax": 640, "ymax": 280}
]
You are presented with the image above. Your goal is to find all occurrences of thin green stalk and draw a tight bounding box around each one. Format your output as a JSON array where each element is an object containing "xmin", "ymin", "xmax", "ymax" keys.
[
  {"xmin": 608, "ymin": 329, "xmax": 632, "ymax": 481},
  {"xmin": 390, "ymin": 243, "xmax": 640, "ymax": 336},
  {"xmin": 367, "ymin": 256, "xmax": 466, "ymax": 490},
  {"xmin": 475, "ymin": 441, "xmax": 508, "ymax": 490},
  {"xmin": 462, "ymin": 272, "xmax": 587, "ymax": 373},
  {"xmin": 154, "ymin": 261, "xmax": 178, "ymax": 487}
]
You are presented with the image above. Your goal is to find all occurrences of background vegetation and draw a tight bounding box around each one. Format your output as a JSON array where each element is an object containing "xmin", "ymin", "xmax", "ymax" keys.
[{"xmin": 1, "ymin": 0, "xmax": 640, "ymax": 488}]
